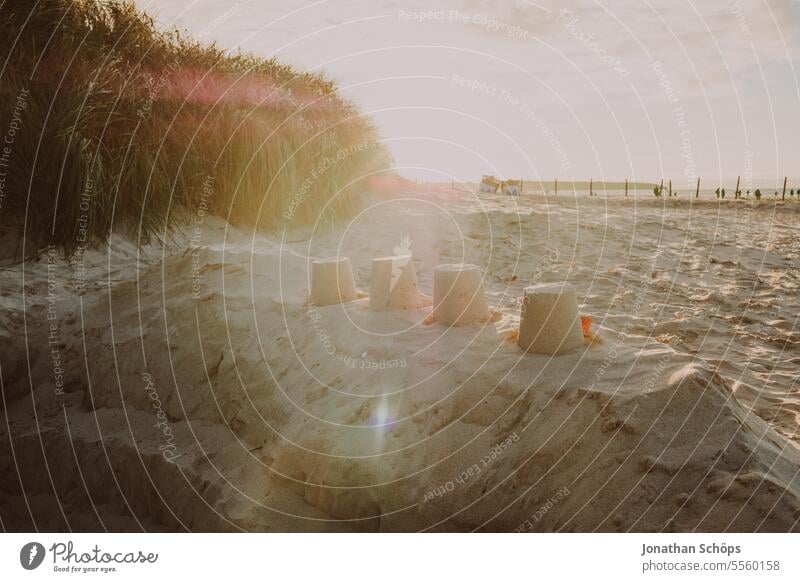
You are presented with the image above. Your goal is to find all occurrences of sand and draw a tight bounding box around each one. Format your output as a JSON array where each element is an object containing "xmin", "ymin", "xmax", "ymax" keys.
[{"xmin": 1, "ymin": 189, "xmax": 799, "ymax": 532}]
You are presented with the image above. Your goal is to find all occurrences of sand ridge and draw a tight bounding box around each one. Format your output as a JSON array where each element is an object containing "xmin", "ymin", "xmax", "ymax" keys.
[{"xmin": 1, "ymin": 192, "xmax": 799, "ymax": 532}]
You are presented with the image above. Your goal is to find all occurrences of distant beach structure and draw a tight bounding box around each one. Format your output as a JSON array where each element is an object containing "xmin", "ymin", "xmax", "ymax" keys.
[
  {"xmin": 502, "ymin": 179, "xmax": 523, "ymax": 196},
  {"xmin": 479, "ymin": 175, "xmax": 502, "ymax": 194},
  {"xmin": 478, "ymin": 175, "xmax": 523, "ymax": 196}
]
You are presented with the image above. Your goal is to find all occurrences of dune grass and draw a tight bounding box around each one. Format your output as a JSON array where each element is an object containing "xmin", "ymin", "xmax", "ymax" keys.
[{"xmin": 0, "ymin": 0, "xmax": 390, "ymax": 258}]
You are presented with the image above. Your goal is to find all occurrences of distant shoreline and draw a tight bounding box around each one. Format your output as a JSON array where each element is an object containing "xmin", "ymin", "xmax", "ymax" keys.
[
  {"xmin": 434, "ymin": 180, "xmax": 798, "ymax": 193},
  {"xmin": 415, "ymin": 180, "xmax": 800, "ymax": 206}
]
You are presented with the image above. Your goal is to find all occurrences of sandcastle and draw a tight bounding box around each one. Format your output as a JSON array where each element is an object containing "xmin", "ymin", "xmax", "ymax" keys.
[
  {"xmin": 309, "ymin": 258, "xmax": 584, "ymax": 356},
  {"xmin": 369, "ymin": 255, "xmax": 422, "ymax": 311},
  {"xmin": 517, "ymin": 283, "xmax": 583, "ymax": 355},
  {"xmin": 310, "ymin": 257, "xmax": 357, "ymax": 306},
  {"xmin": 432, "ymin": 263, "xmax": 490, "ymax": 325}
]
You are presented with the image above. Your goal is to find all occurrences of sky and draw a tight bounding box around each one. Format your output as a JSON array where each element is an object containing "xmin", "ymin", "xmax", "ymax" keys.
[{"xmin": 133, "ymin": 0, "xmax": 800, "ymax": 187}]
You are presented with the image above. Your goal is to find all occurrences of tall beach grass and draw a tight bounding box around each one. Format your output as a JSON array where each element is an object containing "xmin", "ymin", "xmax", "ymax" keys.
[{"xmin": 0, "ymin": 0, "xmax": 390, "ymax": 258}]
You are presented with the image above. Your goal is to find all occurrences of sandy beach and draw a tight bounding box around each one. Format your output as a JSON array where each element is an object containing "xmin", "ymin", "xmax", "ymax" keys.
[{"xmin": 2, "ymin": 188, "xmax": 798, "ymax": 532}]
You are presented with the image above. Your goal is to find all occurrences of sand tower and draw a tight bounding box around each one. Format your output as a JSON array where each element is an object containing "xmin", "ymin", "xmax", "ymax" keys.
[
  {"xmin": 310, "ymin": 257, "xmax": 357, "ymax": 306},
  {"xmin": 433, "ymin": 263, "xmax": 490, "ymax": 325},
  {"xmin": 369, "ymin": 255, "xmax": 422, "ymax": 311},
  {"xmin": 517, "ymin": 283, "xmax": 583, "ymax": 355}
]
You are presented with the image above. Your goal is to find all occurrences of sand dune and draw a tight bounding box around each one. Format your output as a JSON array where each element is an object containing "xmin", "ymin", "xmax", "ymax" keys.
[{"xmin": 1, "ymin": 190, "xmax": 798, "ymax": 531}]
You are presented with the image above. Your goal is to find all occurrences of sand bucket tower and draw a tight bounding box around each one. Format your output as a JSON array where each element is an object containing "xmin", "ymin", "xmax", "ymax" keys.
[
  {"xmin": 432, "ymin": 263, "xmax": 490, "ymax": 325},
  {"xmin": 310, "ymin": 257, "xmax": 357, "ymax": 306},
  {"xmin": 369, "ymin": 255, "xmax": 422, "ymax": 311},
  {"xmin": 517, "ymin": 283, "xmax": 583, "ymax": 355}
]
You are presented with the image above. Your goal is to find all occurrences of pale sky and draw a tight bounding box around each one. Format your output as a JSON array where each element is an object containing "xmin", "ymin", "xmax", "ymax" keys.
[{"xmin": 134, "ymin": 0, "xmax": 800, "ymax": 186}]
